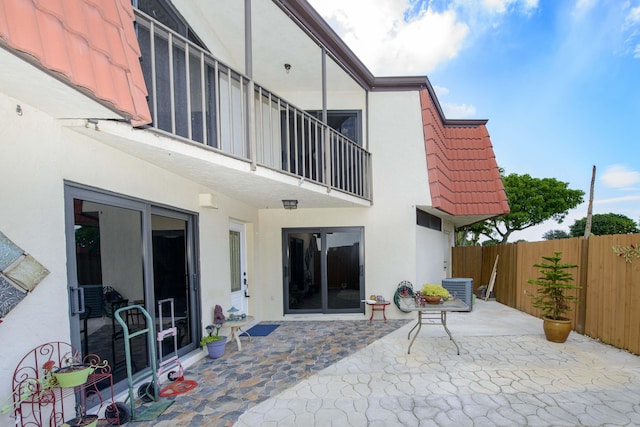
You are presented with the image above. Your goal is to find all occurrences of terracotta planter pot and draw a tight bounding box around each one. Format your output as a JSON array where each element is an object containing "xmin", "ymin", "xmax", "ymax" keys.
[
  {"xmin": 424, "ymin": 296, "xmax": 442, "ymax": 304},
  {"xmin": 543, "ymin": 317, "xmax": 572, "ymax": 343}
]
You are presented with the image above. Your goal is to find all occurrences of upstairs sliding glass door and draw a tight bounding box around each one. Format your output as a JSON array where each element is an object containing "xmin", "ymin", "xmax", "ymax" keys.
[{"xmin": 283, "ymin": 227, "xmax": 364, "ymax": 314}]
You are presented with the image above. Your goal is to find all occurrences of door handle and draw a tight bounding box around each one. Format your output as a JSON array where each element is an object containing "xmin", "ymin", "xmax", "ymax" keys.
[{"xmin": 69, "ymin": 286, "xmax": 86, "ymax": 315}]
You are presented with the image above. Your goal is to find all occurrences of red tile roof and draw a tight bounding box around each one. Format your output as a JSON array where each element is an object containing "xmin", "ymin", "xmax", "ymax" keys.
[
  {"xmin": 0, "ymin": 0, "xmax": 151, "ymax": 126},
  {"xmin": 420, "ymin": 89, "xmax": 510, "ymax": 217}
]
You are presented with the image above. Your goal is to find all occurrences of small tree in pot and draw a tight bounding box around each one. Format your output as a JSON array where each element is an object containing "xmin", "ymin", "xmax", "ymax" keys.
[{"xmin": 528, "ymin": 251, "xmax": 580, "ymax": 343}]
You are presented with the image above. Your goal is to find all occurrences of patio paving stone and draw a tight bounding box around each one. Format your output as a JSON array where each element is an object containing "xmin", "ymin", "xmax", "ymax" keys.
[{"xmin": 127, "ymin": 301, "xmax": 640, "ymax": 426}]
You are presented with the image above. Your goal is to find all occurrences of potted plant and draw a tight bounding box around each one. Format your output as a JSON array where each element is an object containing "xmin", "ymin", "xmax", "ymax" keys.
[
  {"xmin": 200, "ymin": 324, "xmax": 227, "ymax": 359},
  {"xmin": 52, "ymin": 357, "xmax": 94, "ymax": 388},
  {"xmin": 416, "ymin": 284, "xmax": 450, "ymax": 304},
  {"xmin": 527, "ymin": 251, "xmax": 580, "ymax": 343}
]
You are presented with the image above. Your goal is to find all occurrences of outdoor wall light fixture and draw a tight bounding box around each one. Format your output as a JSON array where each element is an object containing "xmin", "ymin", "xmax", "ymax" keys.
[
  {"xmin": 282, "ymin": 199, "xmax": 298, "ymax": 209},
  {"xmin": 284, "ymin": 63, "xmax": 291, "ymax": 74}
]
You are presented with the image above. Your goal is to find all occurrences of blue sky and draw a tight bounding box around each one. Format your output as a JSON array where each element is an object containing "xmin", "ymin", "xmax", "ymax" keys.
[{"xmin": 308, "ymin": 0, "xmax": 640, "ymax": 241}]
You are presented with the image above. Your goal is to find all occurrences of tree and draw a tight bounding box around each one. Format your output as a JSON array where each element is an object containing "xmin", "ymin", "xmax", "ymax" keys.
[
  {"xmin": 455, "ymin": 222, "xmax": 491, "ymax": 246},
  {"xmin": 460, "ymin": 173, "xmax": 584, "ymax": 244},
  {"xmin": 569, "ymin": 213, "xmax": 640, "ymax": 237},
  {"xmin": 542, "ymin": 230, "xmax": 571, "ymax": 240}
]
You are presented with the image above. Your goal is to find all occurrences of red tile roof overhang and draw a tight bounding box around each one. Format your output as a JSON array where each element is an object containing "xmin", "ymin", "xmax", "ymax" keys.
[
  {"xmin": 420, "ymin": 86, "xmax": 509, "ymax": 221},
  {"xmin": 0, "ymin": 0, "xmax": 151, "ymax": 126}
]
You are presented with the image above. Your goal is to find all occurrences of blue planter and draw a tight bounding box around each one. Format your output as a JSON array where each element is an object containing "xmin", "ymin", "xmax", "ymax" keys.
[{"xmin": 205, "ymin": 336, "xmax": 227, "ymax": 359}]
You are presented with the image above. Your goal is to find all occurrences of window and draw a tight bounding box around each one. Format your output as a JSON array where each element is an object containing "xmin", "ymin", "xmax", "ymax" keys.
[
  {"xmin": 307, "ymin": 110, "xmax": 362, "ymax": 145},
  {"xmin": 417, "ymin": 209, "xmax": 442, "ymax": 231},
  {"xmin": 135, "ymin": 0, "xmax": 206, "ymax": 49}
]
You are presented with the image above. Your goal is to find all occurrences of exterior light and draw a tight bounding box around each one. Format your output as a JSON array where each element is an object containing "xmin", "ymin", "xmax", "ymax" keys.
[
  {"xmin": 284, "ymin": 63, "xmax": 291, "ymax": 74},
  {"xmin": 282, "ymin": 199, "xmax": 298, "ymax": 209}
]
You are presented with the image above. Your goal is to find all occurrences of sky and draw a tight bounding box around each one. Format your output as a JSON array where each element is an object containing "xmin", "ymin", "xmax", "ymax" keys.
[{"xmin": 307, "ymin": 0, "xmax": 640, "ymax": 242}]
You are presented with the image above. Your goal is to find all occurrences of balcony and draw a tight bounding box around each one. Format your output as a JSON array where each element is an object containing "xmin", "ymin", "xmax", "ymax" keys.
[{"xmin": 134, "ymin": 10, "xmax": 371, "ymax": 201}]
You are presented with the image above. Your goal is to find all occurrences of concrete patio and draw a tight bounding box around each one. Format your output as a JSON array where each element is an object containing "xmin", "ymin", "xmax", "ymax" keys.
[{"xmin": 139, "ymin": 300, "xmax": 640, "ymax": 426}]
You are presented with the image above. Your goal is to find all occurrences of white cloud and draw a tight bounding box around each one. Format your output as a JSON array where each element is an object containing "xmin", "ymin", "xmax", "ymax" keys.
[
  {"xmin": 481, "ymin": 0, "xmax": 538, "ymax": 15},
  {"xmin": 622, "ymin": 5, "xmax": 640, "ymax": 57},
  {"xmin": 442, "ymin": 102, "xmax": 477, "ymax": 118},
  {"xmin": 627, "ymin": 6, "xmax": 640, "ymax": 24},
  {"xmin": 433, "ymin": 85, "xmax": 450, "ymax": 96},
  {"xmin": 308, "ymin": 0, "xmax": 469, "ymax": 75},
  {"xmin": 574, "ymin": 0, "xmax": 597, "ymax": 15},
  {"xmin": 595, "ymin": 194, "xmax": 640, "ymax": 204},
  {"xmin": 601, "ymin": 165, "xmax": 640, "ymax": 189},
  {"xmin": 432, "ymin": 85, "xmax": 476, "ymax": 118},
  {"xmin": 482, "ymin": 0, "xmax": 512, "ymax": 14},
  {"xmin": 308, "ymin": 0, "xmax": 541, "ymax": 75}
]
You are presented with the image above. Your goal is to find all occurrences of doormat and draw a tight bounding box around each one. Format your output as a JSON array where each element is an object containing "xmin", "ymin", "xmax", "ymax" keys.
[
  {"xmin": 240, "ymin": 324, "xmax": 279, "ymax": 337},
  {"xmin": 134, "ymin": 399, "xmax": 174, "ymax": 421}
]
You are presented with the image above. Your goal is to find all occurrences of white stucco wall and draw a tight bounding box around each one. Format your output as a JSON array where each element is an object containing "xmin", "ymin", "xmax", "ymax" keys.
[
  {"xmin": 0, "ymin": 93, "xmax": 259, "ymax": 424},
  {"xmin": 252, "ymin": 90, "xmax": 446, "ymax": 321}
]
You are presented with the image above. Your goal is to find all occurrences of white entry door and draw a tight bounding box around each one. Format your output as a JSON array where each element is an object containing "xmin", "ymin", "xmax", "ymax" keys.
[{"xmin": 229, "ymin": 221, "xmax": 248, "ymax": 315}]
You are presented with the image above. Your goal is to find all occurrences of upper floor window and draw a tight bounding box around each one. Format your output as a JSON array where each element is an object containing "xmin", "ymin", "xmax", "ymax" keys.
[
  {"xmin": 308, "ymin": 110, "xmax": 362, "ymax": 146},
  {"xmin": 134, "ymin": 0, "xmax": 206, "ymax": 49}
]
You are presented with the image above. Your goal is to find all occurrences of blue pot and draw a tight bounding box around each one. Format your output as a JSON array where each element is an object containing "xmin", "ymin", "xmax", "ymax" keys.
[{"xmin": 206, "ymin": 336, "xmax": 227, "ymax": 359}]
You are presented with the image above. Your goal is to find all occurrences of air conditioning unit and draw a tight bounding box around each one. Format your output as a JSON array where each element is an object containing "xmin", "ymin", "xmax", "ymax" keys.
[{"xmin": 442, "ymin": 278, "xmax": 473, "ymax": 311}]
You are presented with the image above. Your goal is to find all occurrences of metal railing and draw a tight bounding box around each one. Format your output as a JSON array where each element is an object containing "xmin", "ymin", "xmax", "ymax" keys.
[{"xmin": 134, "ymin": 9, "xmax": 371, "ymax": 200}]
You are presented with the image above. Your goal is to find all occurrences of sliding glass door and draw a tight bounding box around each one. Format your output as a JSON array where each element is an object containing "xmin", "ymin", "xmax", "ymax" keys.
[
  {"xmin": 283, "ymin": 227, "xmax": 364, "ymax": 314},
  {"xmin": 64, "ymin": 185, "xmax": 199, "ymax": 392}
]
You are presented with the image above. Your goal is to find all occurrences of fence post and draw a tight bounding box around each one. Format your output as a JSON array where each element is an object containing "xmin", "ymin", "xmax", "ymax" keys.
[{"xmin": 576, "ymin": 237, "xmax": 588, "ymax": 334}]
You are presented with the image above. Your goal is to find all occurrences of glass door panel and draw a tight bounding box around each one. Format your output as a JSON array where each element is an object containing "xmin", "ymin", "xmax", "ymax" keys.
[
  {"xmin": 326, "ymin": 231, "xmax": 361, "ymax": 310},
  {"xmin": 151, "ymin": 214, "xmax": 193, "ymax": 355},
  {"xmin": 229, "ymin": 222, "xmax": 248, "ymax": 314},
  {"xmin": 73, "ymin": 199, "xmax": 149, "ymax": 386},
  {"xmin": 286, "ymin": 232, "xmax": 321, "ymax": 310}
]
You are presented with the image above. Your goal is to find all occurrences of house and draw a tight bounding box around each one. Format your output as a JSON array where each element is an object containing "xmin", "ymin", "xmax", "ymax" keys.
[{"xmin": 0, "ymin": 0, "xmax": 508, "ymax": 410}]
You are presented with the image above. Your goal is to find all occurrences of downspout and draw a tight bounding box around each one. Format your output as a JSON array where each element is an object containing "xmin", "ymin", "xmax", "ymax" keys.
[
  {"xmin": 322, "ymin": 47, "xmax": 331, "ymax": 193},
  {"xmin": 246, "ymin": 0, "xmax": 257, "ymax": 171},
  {"xmin": 366, "ymin": 90, "xmax": 371, "ymax": 201}
]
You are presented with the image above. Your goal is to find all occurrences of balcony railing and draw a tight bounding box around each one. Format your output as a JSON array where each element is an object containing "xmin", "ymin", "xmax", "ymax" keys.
[{"xmin": 134, "ymin": 10, "xmax": 371, "ymax": 201}]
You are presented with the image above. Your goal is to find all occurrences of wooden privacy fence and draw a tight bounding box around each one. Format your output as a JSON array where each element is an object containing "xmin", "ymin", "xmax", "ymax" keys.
[{"xmin": 452, "ymin": 233, "xmax": 640, "ymax": 355}]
